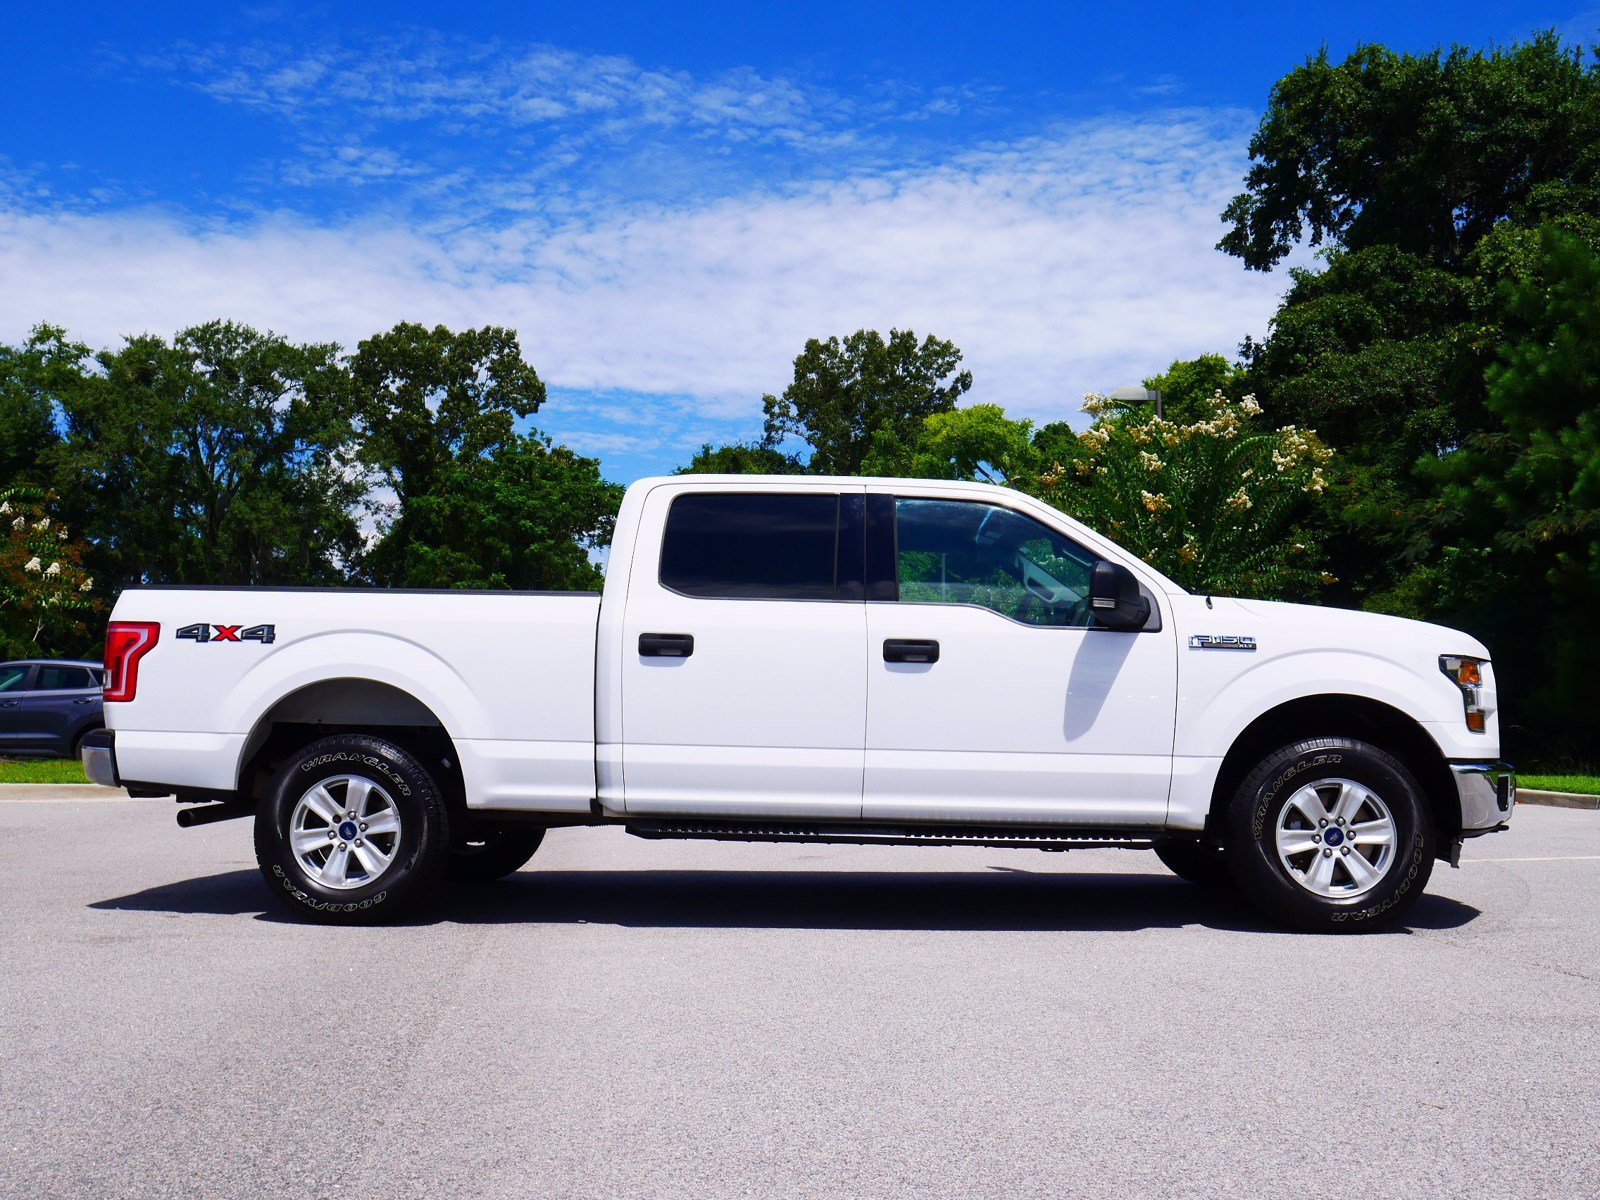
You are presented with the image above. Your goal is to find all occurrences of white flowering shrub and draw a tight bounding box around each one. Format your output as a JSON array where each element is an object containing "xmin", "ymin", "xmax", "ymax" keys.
[
  {"xmin": 1030, "ymin": 390, "xmax": 1334, "ymax": 597},
  {"xmin": 0, "ymin": 487, "xmax": 102, "ymax": 658}
]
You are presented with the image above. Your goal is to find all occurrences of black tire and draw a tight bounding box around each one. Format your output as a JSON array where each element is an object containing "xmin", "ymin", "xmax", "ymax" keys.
[
  {"xmin": 1225, "ymin": 736, "xmax": 1435, "ymax": 933},
  {"xmin": 70, "ymin": 726, "xmax": 101, "ymax": 763},
  {"xmin": 254, "ymin": 733, "xmax": 450, "ymax": 924},
  {"xmin": 442, "ymin": 825, "xmax": 545, "ymax": 883},
  {"xmin": 1153, "ymin": 837, "xmax": 1234, "ymax": 888}
]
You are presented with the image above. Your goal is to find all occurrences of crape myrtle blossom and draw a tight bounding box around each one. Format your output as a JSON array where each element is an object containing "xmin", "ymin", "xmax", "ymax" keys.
[{"xmin": 1036, "ymin": 389, "xmax": 1333, "ymax": 597}]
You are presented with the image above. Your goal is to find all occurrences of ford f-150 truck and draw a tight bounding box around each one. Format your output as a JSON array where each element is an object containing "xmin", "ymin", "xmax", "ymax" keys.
[{"xmin": 83, "ymin": 475, "xmax": 1515, "ymax": 929}]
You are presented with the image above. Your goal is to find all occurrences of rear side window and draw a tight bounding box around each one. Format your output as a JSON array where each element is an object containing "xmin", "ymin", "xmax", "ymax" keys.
[
  {"xmin": 661, "ymin": 493, "xmax": 840, "ymax": 600},
  {"xmin": 37, "ymin": 665, "xmax": 95, "ymax": 691}
]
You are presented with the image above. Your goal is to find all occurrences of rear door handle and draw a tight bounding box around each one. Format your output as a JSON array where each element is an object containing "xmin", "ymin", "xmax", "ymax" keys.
[
  {"xmin": 73, "ymin": 697, "xmax": 95, "ymax": 705},
  {"xmin": 639, "ymin": 632, "xmax": 695, "ymax": 658},
  {"xmin": 883, "ymin": 638, "xmax": 940, "ymax": 664}
]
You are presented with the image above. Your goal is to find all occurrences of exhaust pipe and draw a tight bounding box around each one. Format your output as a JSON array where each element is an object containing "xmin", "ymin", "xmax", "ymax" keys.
[{"xmin": 176, "ymin": 803, "xmax": 254, "ymax": 829}]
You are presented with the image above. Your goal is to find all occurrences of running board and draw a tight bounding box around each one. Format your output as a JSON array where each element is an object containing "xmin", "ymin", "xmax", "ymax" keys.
[{"xmin": 625, "ymin": 819, "xmax": 1158, "ymax": 852}]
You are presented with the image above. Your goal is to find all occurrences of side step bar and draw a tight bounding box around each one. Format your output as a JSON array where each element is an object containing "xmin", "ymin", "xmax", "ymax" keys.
[{"xmin": 625, "ymin": 819, "xmax": 1159, "ymax": 852}]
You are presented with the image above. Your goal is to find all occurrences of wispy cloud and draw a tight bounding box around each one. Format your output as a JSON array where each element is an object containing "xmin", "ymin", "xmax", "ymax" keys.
[{"xmin": 0, "ymin": 108, "xmax": 1279, "ymax": 470}]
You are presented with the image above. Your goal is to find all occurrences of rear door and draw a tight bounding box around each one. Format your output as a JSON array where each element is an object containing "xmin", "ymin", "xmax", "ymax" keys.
[
  {"xmin": 0, "ymin": 664, "xmax": 37, "ymax": 750},
  {"xmin": 619, "ymin": 485, "xmax": 868, "ymax": 818}
]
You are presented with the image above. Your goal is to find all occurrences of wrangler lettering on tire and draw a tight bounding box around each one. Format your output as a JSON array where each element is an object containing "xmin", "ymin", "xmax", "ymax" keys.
[{"xmin": 254, "ymin": 734, "xmax": 448, "ymax": 924}]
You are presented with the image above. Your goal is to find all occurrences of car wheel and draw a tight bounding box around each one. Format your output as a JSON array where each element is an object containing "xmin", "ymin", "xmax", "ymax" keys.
[
  {"xmin": 1225, "ymin": 736, "xmax": 1434, "ymax": 933},
  {"xmin": 254, "ymin": 733, "xmax": 449, "ymax": 924},
  {"xmin": 1153, "ymin": 837, "xmax": 1234, "ymax": 888},
  {"xmin": 71, "ymin": 726, "xmax": 102, "ymax": 763},
  {"xmin": 442, "ymin": 825, "xmax": 545, "ymax": 883}
]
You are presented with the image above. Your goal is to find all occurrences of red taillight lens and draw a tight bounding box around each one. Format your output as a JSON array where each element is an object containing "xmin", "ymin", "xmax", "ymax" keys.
[{"xmin": 104, "ymin": 622, "xmax": 159, "ymax": 702}]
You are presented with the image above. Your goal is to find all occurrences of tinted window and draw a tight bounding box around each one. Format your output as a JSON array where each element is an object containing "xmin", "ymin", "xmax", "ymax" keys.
[
  {"xmin": 895, "ymin": 498, "xmax": 1097, "ymax": 627},
  {"xmin": 661, "ymin": 493, "xmax": 840, "ymax": 600},
  {"xmin": 36, "ymin": 665, "xmax": 94, "ymax": 691},
  {"xmin": 0, "ymin": 665, "xmax": 30, "ymax": 693}
]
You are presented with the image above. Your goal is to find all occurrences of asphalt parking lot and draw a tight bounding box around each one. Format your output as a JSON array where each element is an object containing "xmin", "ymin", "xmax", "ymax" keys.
[{"xmin": 1, "ymin": 794, "xmax": 1596, "ymax": 1200}]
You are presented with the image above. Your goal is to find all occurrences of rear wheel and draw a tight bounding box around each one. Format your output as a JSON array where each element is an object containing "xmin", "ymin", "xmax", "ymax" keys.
[
  {"xmin": 254, "ymin": 733, "xmax": 449, "ymax": 923},
  {"xmin": 1225, "ymin": 737, "xmax": 1434, "ymax": 932},
  {"xmin": 442, "ymin": 825, "xmax": 545, "ymax": 883},
  {"xmin": 1153, "ymin": 837, "xmax": 1233, "ymax": 888}
]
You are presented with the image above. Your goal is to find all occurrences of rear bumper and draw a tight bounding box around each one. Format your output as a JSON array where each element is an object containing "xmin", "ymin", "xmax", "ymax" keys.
[
  {"xmin": 81, "ymin": 727, "xmax": 119, "ymax": 788},
  {"xmin": 1452, "ymin": 760, "xmax": 1516, "ymax": 833}
]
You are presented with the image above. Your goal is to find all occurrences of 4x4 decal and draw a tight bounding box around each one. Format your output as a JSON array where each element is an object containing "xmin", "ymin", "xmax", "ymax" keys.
[{"xmin": 176, "ymin": 623, "xmax": 276, "ymax": 644}]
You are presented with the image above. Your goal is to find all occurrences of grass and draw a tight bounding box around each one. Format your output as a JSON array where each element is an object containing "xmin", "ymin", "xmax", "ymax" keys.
[
  {"xmin": 1520, "ymin": 774, "xmax": 1600, "ymax": 796},
  {"xmin": 0, "ymin": 758, "xmax": 90, "ymax": 784}
]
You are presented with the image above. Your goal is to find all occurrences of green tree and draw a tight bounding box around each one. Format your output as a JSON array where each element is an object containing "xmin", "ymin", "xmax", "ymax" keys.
[
  {"xmin": 761, "ymin": 328, "xmax": 972, "ymax": 474},
  {"xmin": 864, "ymin": 404, "xmax": 1040, "ymax": 484},
  {"xmin": 351, "ymin": 322, "xmax": 620, "ymax": 588},
  {"xmin": 1429, "ymin": 226, "xmax": 1600, "ymax": 759},
  {"xmin": 0, "ymin": 335, "xmax": 66, "ymax": 484},
  {"xmin": 49, "ymin": 321, "xmax": 363, "ymax": 588},
  {"xmin": 677, "ymin": 442, "xmax": 805, "ymax": 475},
  {"xmin": 385, "ymin": 434, "xmax": 620, "ymax": 591},
  {"xmin": 1142, "ymin": 354, "xmax": 1248, "ymax": 422},
  {"xmin": 1221, "ymin": 34, "xmax": 1600, "ymax": 271}
]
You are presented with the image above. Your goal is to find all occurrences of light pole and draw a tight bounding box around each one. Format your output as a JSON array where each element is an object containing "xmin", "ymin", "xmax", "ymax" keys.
[{"xmin": 1108, "ymin": 385, "xmax": 1163, "ymax": 419}]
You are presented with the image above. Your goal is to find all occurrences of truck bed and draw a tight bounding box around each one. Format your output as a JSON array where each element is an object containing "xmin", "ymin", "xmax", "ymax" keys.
[{"xmin": 104, "ymin": 587, "xmax": 602, "ymax": 812}]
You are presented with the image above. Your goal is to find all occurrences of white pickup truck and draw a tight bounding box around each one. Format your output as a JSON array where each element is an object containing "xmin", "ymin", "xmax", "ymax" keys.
[{"xmin": 84, "ymin": 475, "xmax": 1515, "ymax": 930}]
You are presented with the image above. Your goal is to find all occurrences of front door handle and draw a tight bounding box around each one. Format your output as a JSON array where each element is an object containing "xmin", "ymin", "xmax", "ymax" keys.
[
  {"xmin": 883, "ymin": 638, "xmax": 940, "ymax": 664},
  {"xmin": 639, "ymin": 632, "xmax": 695, "ymax": 658},
  {"xmin": 0, "ymin": 700, "xmax": 18, "ymax": 708}
]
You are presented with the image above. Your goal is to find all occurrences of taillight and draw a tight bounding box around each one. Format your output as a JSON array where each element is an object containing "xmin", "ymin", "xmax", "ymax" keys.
[{"xmin": 104, "ymin": 622, "xmax": 160, "ymax": 702}]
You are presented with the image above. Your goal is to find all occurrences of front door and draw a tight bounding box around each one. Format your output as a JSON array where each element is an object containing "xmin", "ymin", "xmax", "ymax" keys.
[
  {"xmin": 863, "ymin": 494, "xmax": 1177, "ymax": 826},
  {"xmin": 619, "ymin": 486, "xmax": 868, "ymax": 818},
  {"xmin": 0, "ymin": 664, "xmax": 37, "ymax": 751}
]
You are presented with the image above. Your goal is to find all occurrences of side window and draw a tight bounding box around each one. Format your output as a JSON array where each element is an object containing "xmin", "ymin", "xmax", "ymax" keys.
[
  {"xmin": 0, "ymin": 665, "xmax": 31, "ymax": 693},
  {"xmin": 661, "ymin": 493, "xmax": 841, "ymax": 600},
  {"xmin": 894, "ymin": 498, "xmax": 1097, "ymax": 627},
  {"xmin": 37, "ymin": 665, "xmax": 94, "ymax": 691}
]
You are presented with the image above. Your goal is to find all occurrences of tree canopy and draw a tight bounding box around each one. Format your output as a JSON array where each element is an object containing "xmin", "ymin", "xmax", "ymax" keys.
[
  {"xmin": 761, "ymin": 328, "xmax": 972, "ymax": 474},
  {"xmin": 1220, "ymin": 33, "xmax": 1600, "ymax": 271}
]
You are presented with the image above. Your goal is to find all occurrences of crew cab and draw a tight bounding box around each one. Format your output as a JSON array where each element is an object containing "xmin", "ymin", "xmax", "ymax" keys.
[{"xmin": 83, "ymin": 476, "xmax": 1515, "ymax": 929}]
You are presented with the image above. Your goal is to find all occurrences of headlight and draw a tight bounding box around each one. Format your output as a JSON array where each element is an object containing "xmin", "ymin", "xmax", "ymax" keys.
[{"xmin": 1439, "ymin": 655, "xmax": 1488, "ymax": 733}]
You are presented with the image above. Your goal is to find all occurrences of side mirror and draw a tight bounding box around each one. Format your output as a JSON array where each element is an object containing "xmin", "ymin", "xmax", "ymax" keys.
[{"xmin": 1089, "ymin": 560, "xmax": 1151, "ymax": 632}]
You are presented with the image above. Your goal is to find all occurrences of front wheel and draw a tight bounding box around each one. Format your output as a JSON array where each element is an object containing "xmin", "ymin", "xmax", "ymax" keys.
[
  {"xmin": 254, "ymin": 733, "xmax": 450, "ymax": 923},
  {"xmin": 1225, "ymin": 737, "xmax": 1434, "ymax": 933}
]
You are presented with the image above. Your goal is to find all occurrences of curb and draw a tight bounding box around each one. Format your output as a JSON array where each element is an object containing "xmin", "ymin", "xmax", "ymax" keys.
[
  {"xmin": 0, "ymin": 783, "xmax": 162, "ymax": 800},
  {"xmin": 1519, "ymin": 788, "xmax": 1600, "ymax": 811}
]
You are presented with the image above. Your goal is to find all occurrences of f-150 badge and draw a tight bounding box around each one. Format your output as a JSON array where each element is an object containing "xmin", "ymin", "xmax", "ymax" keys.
[
  {"xmin": 1189, "ymin": 634, "xmax": 1256, "ymax": 651},
  {"xmin": 176, "ymin": 623, "xmax": 276, "ymax": 644}
]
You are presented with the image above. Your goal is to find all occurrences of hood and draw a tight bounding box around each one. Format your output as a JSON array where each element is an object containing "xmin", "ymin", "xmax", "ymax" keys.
[{"xmin": 1180, "ymin": 595, "xmax": 1493, "ymax": 661}]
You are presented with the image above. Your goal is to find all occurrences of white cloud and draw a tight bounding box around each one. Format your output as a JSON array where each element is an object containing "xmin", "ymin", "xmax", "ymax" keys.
[
  {"xmin": 0, "ymin": 109, "xmax": 1283, "ymax": 464},
  {"xmin": 151, "ymin": 38, "xmax": 835, "ymax": 143}
]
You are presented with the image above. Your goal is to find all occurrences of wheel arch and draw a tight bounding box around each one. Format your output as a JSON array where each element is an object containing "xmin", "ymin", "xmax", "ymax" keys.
[
  {"xmin": 1206, "ymin": 694, "xmax": 1459, "ymax": 847},
  {"xmin": 234, "ymin": 678, "xmax": 466, "ymax": 816}
]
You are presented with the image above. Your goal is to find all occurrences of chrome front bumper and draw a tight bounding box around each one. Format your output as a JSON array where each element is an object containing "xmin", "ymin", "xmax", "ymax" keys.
[
  {"xmin": 80, "ymin": 727, "xmax": 119, "ymax": 789},
  {"xmin": 1452, "ymin": 760, "xmax": 1515, "ymax": 833}
]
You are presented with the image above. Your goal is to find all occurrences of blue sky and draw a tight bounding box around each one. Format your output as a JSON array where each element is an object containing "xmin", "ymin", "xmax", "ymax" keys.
[{"xmin": 2, "ymin": 1, "xmax": 1590, "ymax": 481}]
